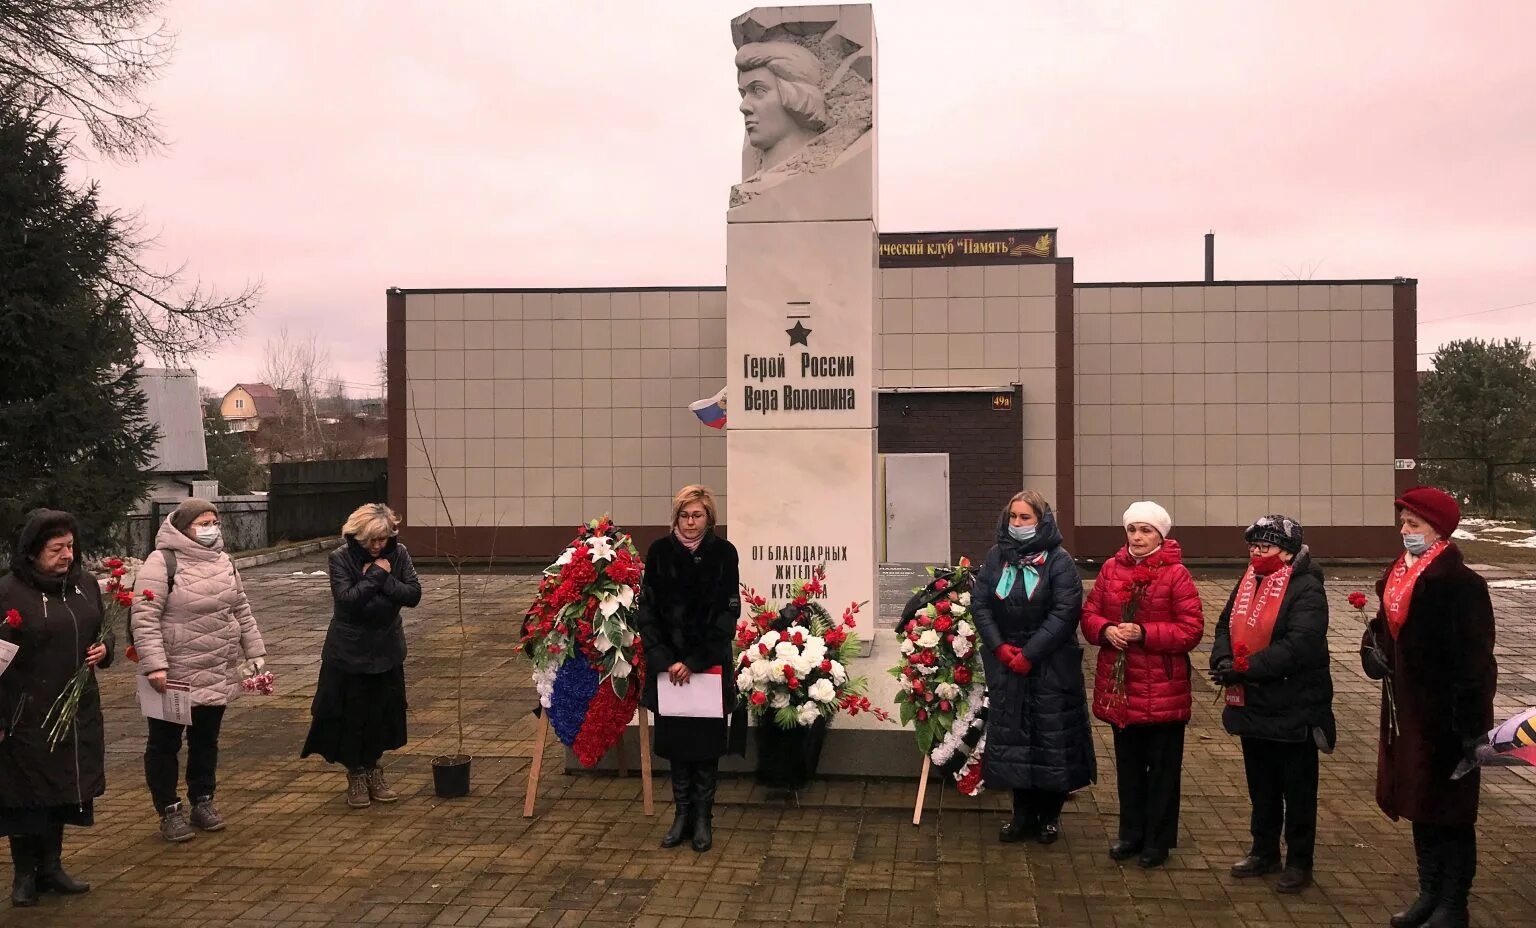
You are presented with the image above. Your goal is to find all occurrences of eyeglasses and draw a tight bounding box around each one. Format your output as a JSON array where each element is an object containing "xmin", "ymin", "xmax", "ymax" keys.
[
  {"xmin": 678, "ymin": 511, "xmax": 708, "ymax": 521},
  {"xmin": 1247, "ymin": 542, "xmax": 1278, "ymax": 553}
]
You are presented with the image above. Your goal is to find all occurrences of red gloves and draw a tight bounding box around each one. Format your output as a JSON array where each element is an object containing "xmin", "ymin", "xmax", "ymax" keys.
[{"xmin": 994, "ymin": 644, "xmax": 1031, "ymax": 675}]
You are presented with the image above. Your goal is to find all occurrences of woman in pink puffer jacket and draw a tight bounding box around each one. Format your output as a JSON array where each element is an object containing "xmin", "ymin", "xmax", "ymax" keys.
[{"xmin": 130, "ymin": 499, "xmax": 265, "ymax": 844}]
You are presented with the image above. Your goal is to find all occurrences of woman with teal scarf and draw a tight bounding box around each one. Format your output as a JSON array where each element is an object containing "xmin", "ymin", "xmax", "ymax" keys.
[{"xmin": 971, "ymin": 490, "xmax": 1096, "ymax": 845}]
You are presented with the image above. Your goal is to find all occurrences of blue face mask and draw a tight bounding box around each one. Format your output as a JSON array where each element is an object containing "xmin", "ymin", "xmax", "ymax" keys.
[
  {"xmin": 1008, "ymin": 523, "xmax": 1037, "ymax": 543},
  {"xmin": 1403, "ymin": 533, "xmax": 1430, "ymax": 556}
]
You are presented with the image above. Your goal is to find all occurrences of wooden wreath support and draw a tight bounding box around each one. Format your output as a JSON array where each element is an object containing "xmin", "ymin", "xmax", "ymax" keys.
[
  {"xmin": 523, "ymin": 712, "xmax": 550, "ymax": 818},
  {"xmin": 912, "ymin": 755, "xmax": 932, "ymax": 826}
]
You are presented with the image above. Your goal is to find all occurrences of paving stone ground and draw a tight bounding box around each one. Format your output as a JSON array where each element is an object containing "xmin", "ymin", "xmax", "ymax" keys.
[{"xmin": 9, "ymin": 555, "xmax": 1536, "ymax": 928}]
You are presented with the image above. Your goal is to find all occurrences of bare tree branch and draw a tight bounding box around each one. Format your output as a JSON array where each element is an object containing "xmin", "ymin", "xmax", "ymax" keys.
[{"xmin": 0, "ymin": 0, "xmax": 174, "ymax": 158}]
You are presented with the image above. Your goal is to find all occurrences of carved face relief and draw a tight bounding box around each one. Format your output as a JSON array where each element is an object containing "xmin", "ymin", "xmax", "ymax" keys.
[{"xmin": 738, "ymin": 67, "xmax": 816, "ymax": 170}]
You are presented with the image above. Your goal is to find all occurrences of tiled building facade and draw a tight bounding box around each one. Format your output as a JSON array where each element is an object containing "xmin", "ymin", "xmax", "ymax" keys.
[{"xmin": 387, "ymin": 233, "xmax": 1414, "ymax": 560}]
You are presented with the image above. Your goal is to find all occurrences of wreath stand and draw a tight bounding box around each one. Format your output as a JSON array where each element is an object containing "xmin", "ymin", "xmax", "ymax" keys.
[{"xmin": 523, "ymin": 707, "xmax": 655, "ymax": 818}]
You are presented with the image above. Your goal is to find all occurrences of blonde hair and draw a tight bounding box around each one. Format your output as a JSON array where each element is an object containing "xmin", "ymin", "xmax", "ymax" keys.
[
  {"xmin": 671, "ymin": 485, "xmax": 717, "ymax": 529},
  {"xmin": 343, "ymin": 503, "xmax": 400, "ymax": 543},
  {"xmin": 1007, "ymin": 490, "xmax": 1051, "ymax": 520}
]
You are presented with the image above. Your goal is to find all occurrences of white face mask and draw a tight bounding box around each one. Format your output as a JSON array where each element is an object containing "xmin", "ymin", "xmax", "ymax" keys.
[
  {"xmin": 195, "ymin": 525, "xmax": 221, "ymax": 547},
  {"xmin": 1402, "ymin": 533, "xmax": 1430, "ymax": 556}
]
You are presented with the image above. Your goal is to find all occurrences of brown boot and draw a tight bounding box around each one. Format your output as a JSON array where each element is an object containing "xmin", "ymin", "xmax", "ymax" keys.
[
  {"xmin": 366, "ymin": 766, "xmax": 400, "ymax": 804},
  {"xmin": 346, "ymin": 770, "xmax": 371, "ymax": 809}
]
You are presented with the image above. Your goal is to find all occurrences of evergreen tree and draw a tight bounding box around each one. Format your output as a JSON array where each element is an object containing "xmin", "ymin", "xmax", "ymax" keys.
[
  {"xmin": 0, "ymin": 91, "xmax": 158, "ymax": 554},
  {"xmin": 203, "ymin": 406, "xmax": 266, "ymax": 494},
  {"xmin": 1419, "ymin": 338, "xmax": 1536, "ymax": 517}
]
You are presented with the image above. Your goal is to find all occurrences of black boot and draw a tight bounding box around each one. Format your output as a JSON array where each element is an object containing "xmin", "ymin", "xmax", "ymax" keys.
[
  {"xmin": 690, "ymin": 762, "xmax": 717, "ymax": 853},
  {"xmin": 8, "ymin": 836, "xmax": 39, "ymax": 908},
  {"xmin": 35, "ymin": 824, "xmax": 88, "ymax": 895},
  {"xmin": 1423, "ymin": 832, "xmax": 1473, "ymax": 928},
  {"xmin": 1391, "ymin": 829, "xmax": 1440, "ymax": 928},
  {"xmin": 999, "ymin": 790, "xmax": 1037, "ymax": 843},
  {"xmin": 660, "ymin": 763, "xmax": 693, "ymax": 849}
]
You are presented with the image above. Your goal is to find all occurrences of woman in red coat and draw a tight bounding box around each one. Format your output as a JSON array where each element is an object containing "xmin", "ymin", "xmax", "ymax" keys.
[
  {"xmin": 1361, "ymin": 487, "xmax": 1495, "ymax": 928},
  {"xmin": 1080, "ymin": 501, "xmax": 1205, "ymax": 869}
]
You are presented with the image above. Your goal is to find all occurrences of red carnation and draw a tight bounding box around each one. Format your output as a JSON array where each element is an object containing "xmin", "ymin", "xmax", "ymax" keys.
[
  {"xmin": 823, "ymin": 628, "xmax": 846, "ymax": 648},
  {"xmin": 934, "ymin": 578, "xmax": 949, "ymax": 591},
  {"xmin": 911, "ymin": 679, "xmax": 925, "ymax": 694},
  {"xmin": 792, "ymin": 631, "xmax": 804, "ymax": 646},
  {"xmin": 916, "ymin": 709, "xmax": 928, "ymax": 721},
  {"xmin": 934, "ymin": 616, "xmax": 953, "ymax": 632},
  {"xmin": 750, "ymin": 691, "xmax": 767, "ymax": 706},
  {"xmin": 953, "ymin": 666, "xmax": 972, "ymax": 685},
  {"xmin": 939, "ymin": 700, "xmax": 952, "ymax": 712},
  {"xmin": 819, "ymin": 660, "xmax": 832, "ymax": 672},
  {"xmin": 758, "ymin": 643, "xmax": 770, "ymax": 656},
  {"xmin": 110, "ymin": 567, "xmax": 126, "ymax": 578},
  {"xmin": 1347, "ymin": 591, "xmax": 1368, "ymax": 610},
  {"xmin": 1133, "ymin": 565, "xmax": 1154, "ymax": 585},
  {"xmin": 935, "ymin": 599, "xmax": 951, "ymax": 614},
  {"xmin": 793, "ymin": 595, "xmax": 807, "ymax": 607},
  {"xmin": 4, "ymin": 608, "xmax": 20, "ymax": 629},
  {"xmin": 104, "ymin": 558, "xmax": 123, "ymax": 569}
]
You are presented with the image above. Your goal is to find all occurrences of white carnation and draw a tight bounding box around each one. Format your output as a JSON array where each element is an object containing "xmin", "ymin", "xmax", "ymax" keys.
[
  {"xmin": 958, "ymin": 592, "xmax": 971, "ymax": 606},
  {"xmin": 917, "ymin": 629, "xmax": 940, "ymax": 649},
  {"xmin": 899, "ymin": 638, "xmax": 916, "ymax": 656},
  {"xmin": 802, "ymin": 639, "xmax": 827, "ymax": 663},
  {"xmin": 751, "ymin": 660, "xmax": 775, "ymax": 684},
  {"xmin": 956, "ymin": 620, "xmax": 975, "ymax": 639},
  {"xmin": 808, "ymin": 679, "xmax": 836, "ymax": 703},
  {"xmin": 937, "ymin": 682, "xmax": 961, "ymax": 701},
  {"xmin": 775, "ymin": 641, "xmax": 800, "ymax": 660},
  {"xmin": 899, "ymin": 676, "xmax": 914, "ymax": 692},
  {"xmin": 736, "ymin": 670, "xmax": 753, "ymax": 692},
  {"xmin": 770, "ymin": 691, "xmax": 791, "ymax": 709},
  {"xmin": 760, "ymin": 630, "xmax": 781, "ymax": 649},
  {"xmin": 829, "ymin": 660, "xmax": 847, "ymax": 685},
  {"xmin": 796, "ymin": 702, "xmax": 821, "ymax": 726},
  {"xmin": 952, "ymin": 636, "xmax": 973, "ymax": 659},
  {"xmin": 790, "ymin": 655, "xmax": 814, "ymax": 677}
]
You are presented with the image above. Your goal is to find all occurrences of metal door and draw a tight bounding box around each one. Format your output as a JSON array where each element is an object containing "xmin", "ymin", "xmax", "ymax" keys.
[{"xmin": 882, "ymin": 453, "xmax": 950, "ymax": 563}]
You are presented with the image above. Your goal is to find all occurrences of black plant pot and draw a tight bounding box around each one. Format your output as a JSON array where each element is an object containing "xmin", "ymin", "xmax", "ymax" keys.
[
  {"xmin": 432, "ymin": 754, "xmax": 471, "ymax": 798},
  {"xmin": 754, "ymin": 717, "xmax": 828, "ymax": 790}
]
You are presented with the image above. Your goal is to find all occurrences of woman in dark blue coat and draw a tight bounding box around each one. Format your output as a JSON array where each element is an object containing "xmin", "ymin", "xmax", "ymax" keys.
[{"xmin": 971, "ymin": 491, "xmax": 1096, "ymax": 844}]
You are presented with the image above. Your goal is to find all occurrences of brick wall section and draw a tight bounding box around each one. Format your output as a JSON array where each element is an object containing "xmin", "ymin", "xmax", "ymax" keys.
[{"xmin": 877, "ymin": 387, "xmax": 1023, "ymax": 562}]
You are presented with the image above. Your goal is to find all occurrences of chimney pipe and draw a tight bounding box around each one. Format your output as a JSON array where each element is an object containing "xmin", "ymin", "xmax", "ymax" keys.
[{"xmin": 1204, "ymin": 232, "xmax": 1215, "ymax": 282}]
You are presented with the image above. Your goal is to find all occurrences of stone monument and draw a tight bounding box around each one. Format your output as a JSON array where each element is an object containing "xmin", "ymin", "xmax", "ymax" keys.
[{"xmin": 725, "ymin": 5, "xmax": 882, "ymax": 738}]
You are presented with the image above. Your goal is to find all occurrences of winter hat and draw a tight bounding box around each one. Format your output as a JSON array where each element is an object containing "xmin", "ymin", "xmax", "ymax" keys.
[
  {"xmin": 170, "ymin": 498, "xmax": 218, "ymax": 533},
  {"xmin": 1395, "ymin": 486, "xmax": 1460, "ymax": 540},
  {"xmin": 1122, "ymin": 500, "xmax": 1172, "ymax": 539},
  {"xmin": 1245, "ymin": 514, "xmax": 1304, "ymax": 555}
]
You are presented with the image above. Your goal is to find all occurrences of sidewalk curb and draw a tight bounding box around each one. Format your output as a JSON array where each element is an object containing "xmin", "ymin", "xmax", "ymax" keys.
[{"xmin": 233, "ymin": 536, "xmax": 341, "ymax": 570}]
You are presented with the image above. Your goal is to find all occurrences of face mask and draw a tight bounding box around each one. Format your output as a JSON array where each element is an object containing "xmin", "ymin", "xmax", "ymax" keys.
[
  {"xmin": 195, "ymin": 526, "xmax": 221, "ymax": 547},
  {"xmin": 1008, "ymin": 524, "xmax": 1037, "ymax": 543},
  {"xmin": 1250, "ymin": 553, "xmax": 1285, "ymax": 575},
  {"xmin": 1402, "ymin": 533, "xmax": 1430, "ymax": 556}
]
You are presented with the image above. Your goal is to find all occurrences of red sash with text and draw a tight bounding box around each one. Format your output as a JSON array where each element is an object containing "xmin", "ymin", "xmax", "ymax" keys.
[
  {"xmin": 1225, "ymin": 563, "xmax": 1293, "ymax": 707},
  {"xmin": 1383, "ymin": 540, "xmax": 1448, "ymax": 639}
]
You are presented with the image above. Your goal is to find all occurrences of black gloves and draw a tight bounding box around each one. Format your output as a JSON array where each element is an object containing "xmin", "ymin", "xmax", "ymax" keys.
[{"xmin": 1211, "ymin": 666, "xmax": 1246, "ymax": 687}]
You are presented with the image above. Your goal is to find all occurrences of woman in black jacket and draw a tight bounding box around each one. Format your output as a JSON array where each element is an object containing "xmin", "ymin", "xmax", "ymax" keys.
[
  {"xmin": 0, "ymin": 510, "xmax": 111, "ymax": 908},
  {"xmin": 635, "ymin": 486, "xmax": 739, "ymax": 854},
  {"xmin": 1210, "ymin": 514, "xmax": 1335, "ymax": 895},
  {"xmin": 971, "ymin": 491, "xmax": 1095, "ymax": 845},
  {"xmin": 301, "ymin": 503, "xmax": 422, "ymax": 809}
]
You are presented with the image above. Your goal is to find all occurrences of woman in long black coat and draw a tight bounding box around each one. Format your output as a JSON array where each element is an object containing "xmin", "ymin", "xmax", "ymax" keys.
[
  {"xmin": 635, "ymin": 485, "xmax": 739, "ymax": 854},
  {"xmin": 971, "ymin": 491, "xmax": 1095, "ymax": 845},
  {"xmin": 301, "ymin": 503, "xmax": 421, "ymax": 809},
  {"xmin": 1361, "ymin": 487, "xmax": 1495, "ymax": 928},
  {"xmin": 1210, "ymin": 515, "xmax": 1335, "ymax": 895},
  {"xmin": 0, "ymin": 510, "xmax": 111, "ymax": 908}
]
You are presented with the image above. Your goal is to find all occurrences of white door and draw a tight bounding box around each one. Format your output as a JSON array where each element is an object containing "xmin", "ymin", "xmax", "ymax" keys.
[{"xmin": 882, "ymin": 453, "xmax": 950, "ymax": 563}]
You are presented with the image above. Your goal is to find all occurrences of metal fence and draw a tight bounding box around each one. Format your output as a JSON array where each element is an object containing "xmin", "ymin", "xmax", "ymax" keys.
[
  {"xmin": 114, "ymin": 495, "xmax": 270, "ymax": 559},
  {"xmin": 268, "ymin": 458, "xmax": 387, "ymax": 544}
]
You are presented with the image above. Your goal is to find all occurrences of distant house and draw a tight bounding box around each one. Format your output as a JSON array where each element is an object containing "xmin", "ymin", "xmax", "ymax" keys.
[
  {"xmin": 220, "ymin": 383, "xmax": 289, "ymax": 432},
  {"xmin": 140, "ymin": 369, "xmax": 214, "ymax": 509}
]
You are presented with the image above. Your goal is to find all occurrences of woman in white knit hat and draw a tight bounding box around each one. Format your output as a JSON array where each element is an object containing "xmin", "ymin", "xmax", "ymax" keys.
[{"xmin": 1079, "ymin": 501, "xmax": 1205, "ymax": 868}]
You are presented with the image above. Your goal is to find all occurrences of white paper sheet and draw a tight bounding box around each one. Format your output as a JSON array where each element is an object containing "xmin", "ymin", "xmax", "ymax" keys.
[
  {"xmin": 656, "ymin": 671, "xmax": 725, "ymax": 719},
  {"xmin": 0, "ymin": 640, "xmax": 16, "ymax": 679},
  {"xmin": 137, "ymin": 675, "xmax": 193, "ymax": 725}
]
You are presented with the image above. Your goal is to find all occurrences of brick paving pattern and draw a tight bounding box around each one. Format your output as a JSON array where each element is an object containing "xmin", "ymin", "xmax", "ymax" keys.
[{"xmin": 9, "ymin": 556, "xmax": 1535, "ymax": 927}]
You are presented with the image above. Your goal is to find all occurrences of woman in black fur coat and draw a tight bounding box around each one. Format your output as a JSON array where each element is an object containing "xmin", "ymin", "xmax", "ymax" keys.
[
  {"xmin": 635, "ymin": 486, "xmax": 739, "ymax": 854},
  {"xmin": 1361, "ymin": 487, "xmax": 1495, "ymax": 928}
]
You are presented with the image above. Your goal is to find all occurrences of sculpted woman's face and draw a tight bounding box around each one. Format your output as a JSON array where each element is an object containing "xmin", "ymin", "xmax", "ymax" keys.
[{"xmin": 738, "ymin": 67, "xmax": 816, "ymax": 168}]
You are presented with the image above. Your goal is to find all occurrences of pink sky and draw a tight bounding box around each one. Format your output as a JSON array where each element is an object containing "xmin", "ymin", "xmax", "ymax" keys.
[{"xmin": 81, "ymin": 0, "xmax": 1536, "ymax": 394}]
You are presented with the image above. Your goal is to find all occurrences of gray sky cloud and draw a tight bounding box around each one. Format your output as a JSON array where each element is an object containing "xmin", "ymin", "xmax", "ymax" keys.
[{"xmin": 76, "ymin": 0, "xmax": 1536, "ymax": 392}]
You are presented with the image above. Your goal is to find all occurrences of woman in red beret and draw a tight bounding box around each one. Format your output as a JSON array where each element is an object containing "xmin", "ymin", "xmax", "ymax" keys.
[{"xmin": 1360, "ymin": 486, "xmax": 1496, "ymax": 928}]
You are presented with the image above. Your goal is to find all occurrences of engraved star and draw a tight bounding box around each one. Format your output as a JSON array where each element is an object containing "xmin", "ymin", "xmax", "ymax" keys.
[{"xmin": 786, "ymin": 321, "xmax": 812, "ymax": 346}]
